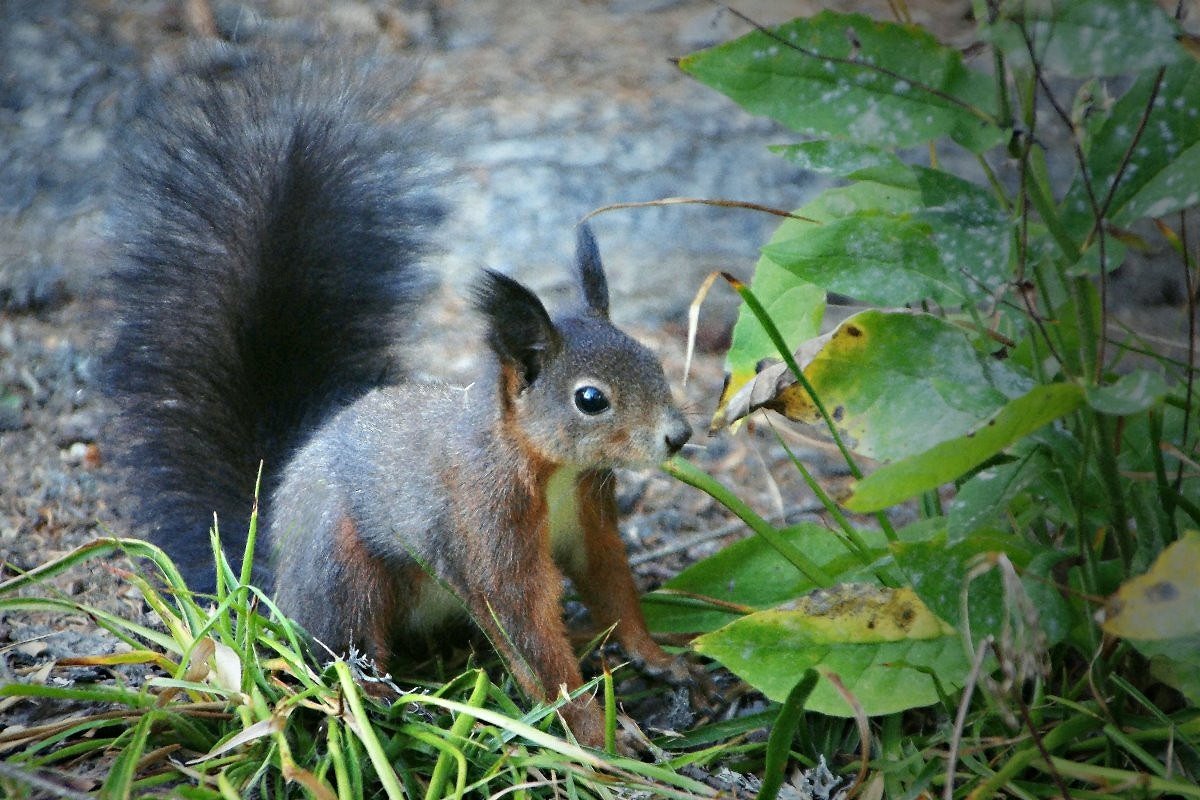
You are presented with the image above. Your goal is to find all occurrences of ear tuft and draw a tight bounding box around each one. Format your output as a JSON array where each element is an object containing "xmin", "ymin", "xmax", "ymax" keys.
[
  {"xmin": 472, "ymin": 270, "xmax": 561, "ymax": 387},
  {"xmin": 575, "ymin": 222, "xmax": 610, "ymax": 319}
]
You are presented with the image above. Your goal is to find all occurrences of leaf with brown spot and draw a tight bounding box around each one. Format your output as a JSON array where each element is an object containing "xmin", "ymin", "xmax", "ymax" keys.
[
  {"xmin": 1101, "ymin": 531, "xmax": 1200, "ymax": 641},
  {"xmin": 693, "ymin": 584, "xmax": 968, "ymax": 717},
  {"xmin": 716, "ymin": 310, "xmax": 1032, "ymax": 466}
]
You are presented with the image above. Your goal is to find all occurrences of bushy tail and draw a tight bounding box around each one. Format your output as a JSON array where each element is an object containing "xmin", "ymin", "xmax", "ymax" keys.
[{"xmin": 106, "ymin": 49, "xmax": 442, "ymax": 592}]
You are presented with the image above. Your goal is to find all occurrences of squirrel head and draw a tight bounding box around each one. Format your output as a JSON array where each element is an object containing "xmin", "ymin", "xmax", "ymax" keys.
[{"xmin": 473, "ymin": 224, "xmax": 692, "ymax": 470}]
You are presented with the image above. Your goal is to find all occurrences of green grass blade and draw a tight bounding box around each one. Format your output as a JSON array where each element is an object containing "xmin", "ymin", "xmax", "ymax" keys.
[
  {"xmin": 663, "ymin": 456, "xmax": 833, "ymax": 587},
  {"xmin": 100, "ymin": 710, "xmax": 158, "ymax": 800},
  {"xmin": 758, "ymin": 670, "xmax": 819, "ymax": 800},
  {"xmin": 426, "ymin": 668, "xmax": 488, "ymax": 800},
  {"xmin": 333, "ymin": 661, "xmax": 409, "ymax": 800}
]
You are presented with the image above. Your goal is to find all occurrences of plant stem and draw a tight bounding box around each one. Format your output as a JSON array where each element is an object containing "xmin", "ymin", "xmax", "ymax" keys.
[
  {"xmin": 768, "ymin": 418, "xmax": 890, "ymax": 556},
  {"xmin": 1025, "ymin": 164, "xmax": 1081, "ymax": 265},
  {"xmin": 969, "ymin": 712, "xmax": 1101, "ymax": 798},
  {"xmin": 1092, "ymin": 412, "xmax": 1132, "ymax": 560},
  {"xmin": 1178, "ymin": 210, "xmax": 1198, "ymax": 494},
  {"xmin": 723, "ymin": 273, "xmax": 864, "ymax": 480},
  {"xmin": 664, "ymin": 457, "xmax": 834, "ymax": 587}
]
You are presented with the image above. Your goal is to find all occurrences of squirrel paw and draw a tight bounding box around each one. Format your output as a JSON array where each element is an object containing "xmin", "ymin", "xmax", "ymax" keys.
[{"xmin": 634, "ymin": 653, "xmax": 722, "ymax": 714}]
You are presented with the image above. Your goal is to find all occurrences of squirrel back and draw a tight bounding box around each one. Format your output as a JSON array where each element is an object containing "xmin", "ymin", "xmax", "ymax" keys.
[{"xmin": 106, "ymin": 50, "xmax": 442, "ymax": 591}]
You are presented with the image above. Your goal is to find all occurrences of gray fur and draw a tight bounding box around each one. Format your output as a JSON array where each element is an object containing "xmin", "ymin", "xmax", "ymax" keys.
[{"xmin": 272, "ymin": 282, "xmax": 692, "ymax": 658}]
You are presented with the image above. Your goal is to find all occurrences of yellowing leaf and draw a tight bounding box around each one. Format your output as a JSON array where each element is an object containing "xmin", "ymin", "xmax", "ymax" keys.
[
  {"xmin": 1100, "ymin": 531, "xmax": 1200, "ymax": 640},
  {"xmin": 713, "ymin": 330, "xmax": 833, "ymax": 429},
  {"xmin": 693, "ymin": 583, "xmax": 967, "ymax": 716},
  {"xmin": 778, "ymin": 584, "xmax": 954, "ymax": 642},
  {"xmin": 713, "ymin": 230, "xmax": 826, "ymax": 429},
  {"xmin": 724, "ymin": 310, "xmax": 1032, "ymax": 462}
]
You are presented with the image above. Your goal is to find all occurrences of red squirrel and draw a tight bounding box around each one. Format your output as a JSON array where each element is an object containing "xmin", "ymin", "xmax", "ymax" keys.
[{"xmin": 106, "ymin": 49, "xmax": 703, "ymax": 747}]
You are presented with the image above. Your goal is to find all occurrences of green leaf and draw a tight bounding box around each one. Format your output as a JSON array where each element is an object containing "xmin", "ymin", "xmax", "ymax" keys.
[
  {"xmin": 845, "ymin": 383, "xmax": 1086, "ymax": 512},
  {"xmin": 759, "ymin": 671, "xmax": 820, "ymax": 800},
  {"xmin": 911, "ymin": 168, "xmax": 1014, "ymax": 297},
  {"xmin": 764, "ymin": 214, "xmax": 940, "ymax": 304},
  {"xmin": 946, "ymin": 434, "xmax": 1080, "ymax": 541},
  {"xmin": 982, "ymin": 0, "xmax": 1185, "ymax": 78},
  {"xmin": 895, "ymin": 530, "xmax": 1072, "ymax": 648},
  {"xmin": 678, "ymin": 11, "xmax": 1004, "ymax": 152},
  {"xmin": 102, "ymin": 711, "xmax": 160, "ymax": 800},
  {"xmin": 767, "ymin": 310, "xmax": 1031, "ymax": 462},
  {"xmin": 642, "ymin": 523, "xmax": 893, "ymax": 634},
  {"xmin": 1130, "ymin": 635, "xmax": 1200, "ymax": 706},
  {"xmin": 718, "ymin": 169, "xmax": 1012, "ymax": 414},
  {"xmin": 1085, "ymin": 369, "xmax": 1171, "ymax": 415},
  {"xmin": 693, "ymin": 584, "xmax": 968, "ymax": 716},
  {"xmin": 1065, "ymin": 61, "xmax": 1200, "ymax": 238},
  {"xmin": 770, "ymin": 140, "xmax": 910, "ymax": 184},
  {"xmin": 761, "ymin": 170, "xmax": 1011, "ymax": 307},
  {"xmin": 715, "ymin": 170, "xmax": 1017, "ymax": 419}
]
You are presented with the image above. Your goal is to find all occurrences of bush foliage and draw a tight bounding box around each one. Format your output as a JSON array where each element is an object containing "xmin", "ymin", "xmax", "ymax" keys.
[{"xmin": 653, "ymin": 0, "xmax": 1200, "ymax": 795}]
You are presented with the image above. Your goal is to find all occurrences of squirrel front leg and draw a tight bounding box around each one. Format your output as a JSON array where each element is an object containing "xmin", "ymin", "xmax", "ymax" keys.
[
  {"xmin": 461, "ymin": 513, "xmax": 608, "ymax": 748},
  {"xmin": 569, "ymin": 471, "xmax": 712, "ymax": 694}
]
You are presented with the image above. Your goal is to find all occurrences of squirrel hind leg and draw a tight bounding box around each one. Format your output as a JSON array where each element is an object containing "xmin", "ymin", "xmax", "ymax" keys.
[{"xmin": 274, "ymin": 512, "xmax": 407, "ymax": 665}]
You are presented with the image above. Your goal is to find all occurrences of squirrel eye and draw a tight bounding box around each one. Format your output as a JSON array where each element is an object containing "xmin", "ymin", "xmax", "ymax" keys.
[{"xmin": 574, "ymin": 385, "xmax": 610, "ymax": 415}]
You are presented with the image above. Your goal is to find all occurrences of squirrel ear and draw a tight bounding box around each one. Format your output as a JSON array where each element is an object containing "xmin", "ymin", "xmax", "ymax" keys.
[
  {"xmin": 473, "ymin": 270, "xmax": 562, "ymax": 387},
  {"xmin": 574, "ymin": 222, "xmax": 610, "ymax": 319}
]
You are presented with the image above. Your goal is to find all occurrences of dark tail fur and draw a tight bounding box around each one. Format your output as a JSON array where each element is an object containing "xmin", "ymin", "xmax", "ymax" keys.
[{"xmin": 106, "ymin": 49, "xmax": 442, "ymax": 592}]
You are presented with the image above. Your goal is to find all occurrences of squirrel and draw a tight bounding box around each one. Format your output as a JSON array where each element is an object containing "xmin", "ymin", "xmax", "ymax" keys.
[{"xmin": 106, "ymin": 50, "xmax": 702, "ymax": 749}]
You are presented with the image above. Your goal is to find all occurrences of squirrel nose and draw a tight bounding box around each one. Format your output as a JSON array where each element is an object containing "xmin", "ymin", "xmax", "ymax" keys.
[{"xmin": 664, "ymin": 417, "xmax": 693, "ymax": 455}]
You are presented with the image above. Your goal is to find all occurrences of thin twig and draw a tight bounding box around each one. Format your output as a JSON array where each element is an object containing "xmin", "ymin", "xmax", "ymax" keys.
[
  {"xmin": 1088, "ymin": 68, "xmax": 1168, "ymax": 244},
  {"xmin": 826, "ymin": 673, "xmax": 871, "ymax": 799},
  {"xmin": 1009, "ymin": 41, "xmax": 1069, "ymax": 373},
  {"xmin": 583, "ymin": 197, "xmax": 817, "ymax": 224},
  {"xmin": 1022, "ymin": 21, "xmax": 1113, "ymax": 379},
  {"xmin": 944, "ymin": 635, "xmax": 995, "ymax": 800},
  {"xmin": 1013, "ymin": 674, "xmax": 1074, "ymax": 799}
]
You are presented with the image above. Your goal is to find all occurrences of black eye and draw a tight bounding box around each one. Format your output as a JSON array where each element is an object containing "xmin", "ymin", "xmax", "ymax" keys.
[{"xmin": 574, "ymin": 385, "xmax": 610, "ymax": 415}]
